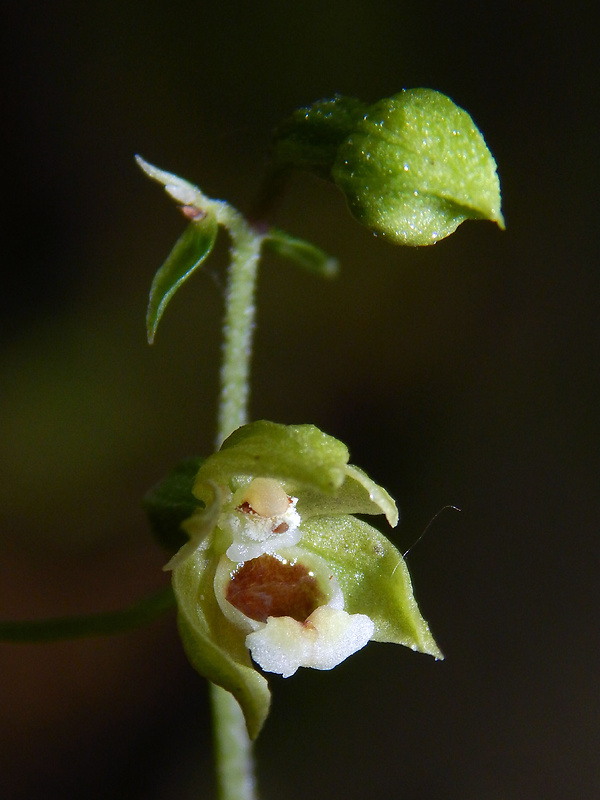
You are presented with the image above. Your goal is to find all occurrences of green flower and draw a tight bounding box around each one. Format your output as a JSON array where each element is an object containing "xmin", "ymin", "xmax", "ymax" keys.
[{"xmin": 146, "ymin": 421, "xmax": 441, "ymax": 738}]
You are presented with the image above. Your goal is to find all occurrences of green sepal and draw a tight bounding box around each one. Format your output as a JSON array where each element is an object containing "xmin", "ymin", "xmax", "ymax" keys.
[
  {"xmin": 146, "ymin": 215, "xmax": 218, "ymax": 343},
  {"xmin": 195, "ymin": 421, "xmax": 350, "ymax": 498},
  {"xmin": 332, "ymin": 88, "xmax": 504, "ymax": 245},
  {"xmin": 263, "ymin": 229, "xmax": 339, "ymax": 278},
  {"xmin": 269, "ymin": 95, "xmax": 367, "ymax": 180},
  {"xmin": 143, "ymin": 457, "xmax": 204, "ymax": 555},
  {"xmin": 300, "ymin": 515, "xmax": 443, "ymax": 658},
  {"xmin": 173, "ymin": 541, "xmax": 271, "ymax": 739}
]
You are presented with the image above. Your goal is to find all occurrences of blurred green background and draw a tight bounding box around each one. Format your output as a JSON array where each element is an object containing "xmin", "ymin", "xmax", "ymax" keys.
[{"xmin": 1, "ymin": 2, "xmax": 597, "ymax": 798}]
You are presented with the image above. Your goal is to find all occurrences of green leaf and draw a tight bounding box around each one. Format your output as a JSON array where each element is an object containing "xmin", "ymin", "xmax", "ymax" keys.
[
  {"xmin": 144, "ymin": 458, "xmax": 204, "ymax": 555},
  {"xmin": 263, "ymin": 229, "xmax": 339, "ymax": 278},
  {"xmin": 300, "ymin": 515, "xmax": 443, "ymax": 659},
  {"xmin": 332, "ymin": 88, "xmax": 504, "ymax": 245},
  {"xmin": 173, "ymin": 542, "xmax": 271, "ymax": 739},
  {"xmin": 146, "ymin": 216, "xmax": 218, "ymax": 343},
  {"xmin": 195, "ymin": 421, "xmax": 350, "ymax": 497},
  {"xmin": 0, "ymin": 586, "xmax": 176, "ymax": 642}
]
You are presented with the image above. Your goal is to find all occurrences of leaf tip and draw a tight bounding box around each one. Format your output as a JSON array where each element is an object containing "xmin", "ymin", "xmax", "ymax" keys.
[
  {"xmin": 135, "ymin": 153, "xmax": 154, "ymax": 178},
  {"xmin": 145, "ymin": 308, "xmax": 158, "ymax": 345}
]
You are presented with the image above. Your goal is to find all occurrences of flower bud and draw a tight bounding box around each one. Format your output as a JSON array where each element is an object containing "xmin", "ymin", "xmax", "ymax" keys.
[
  {"xmin": 269, "ymin": 89, "xmax": 504, "ymax": 246},
  {"xmin": 332, "ymin": 88, "xmax": 504, "ymax": 244}
]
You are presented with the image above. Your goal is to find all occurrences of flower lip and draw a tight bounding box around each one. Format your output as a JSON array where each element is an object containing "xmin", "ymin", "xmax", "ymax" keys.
[
  {"xmin": 214, "ymin": 546, "xmax": 374, "ymax": 678},
  {"xmin": 214, "ymin": 547, "xmax": 344, "ymax": 634},
  {"xmin": 246, "ymin": 606, "xmax": 375, "ymax": 678},
  {"xmin": 226, "ymin": 553, "xmax": 326, "ymax": 623}
]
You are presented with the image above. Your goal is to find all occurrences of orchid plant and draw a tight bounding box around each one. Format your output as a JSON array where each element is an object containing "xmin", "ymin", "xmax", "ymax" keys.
[{"xmin": 0, "ymin": 88, "xmax": 503, "ymax": 800}]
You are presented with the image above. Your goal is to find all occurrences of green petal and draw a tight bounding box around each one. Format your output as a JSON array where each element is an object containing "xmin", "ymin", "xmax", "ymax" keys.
[
  {"xmin": 195, "ymin": 421, "xmax": 349, "ymax": 496},
  {"xmin": 146, "ymin": 216, "xmax": 218, "ymax": 343},
  {"xmin": 300, "ymin": 515, "xmax": 442, "ymax": 659},
  {"xmin": 332, "ymin": 88, "xmax": 504, "ymax": 246},
  {"xmin": 344, "ymin": 465, "xmax": 398, "ymax": 526},
  {"xmin": 173, "ymin": 540, "xmax": 271, "ymax": 739},
  {"xmin": 296, "ymin": 464, "xmax": 398, "ymax": 527}
]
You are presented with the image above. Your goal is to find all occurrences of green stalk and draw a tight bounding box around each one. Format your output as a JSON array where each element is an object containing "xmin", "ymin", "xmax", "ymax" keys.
[
  {"xmin": 215, "ymin": 205, "xmax": 264, "ymax": 446},
  {"xmin": 0, "ymin": 585, "xmax": 175, "ymax": 642},
  {"xmin": 211, "ymin": 683, "xmax": 258, "ymax": 800},
  {"xmin": 211, "ymin": 207, "xmax": 264, "ymax": 799}
]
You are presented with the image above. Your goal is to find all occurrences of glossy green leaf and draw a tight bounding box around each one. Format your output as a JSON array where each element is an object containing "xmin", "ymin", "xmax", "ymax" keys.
[
  {"xmin": 333, "ymin": 88, "xmax": 504, "ymax": 245},
  {"xmin": 146, "ymin": 216, "xmax": 218, "ymax": 343},
  {"xmin": 194, "ymin": 421, "xmax": 350, "ymax": 497},
  {"xmin": 300, "ymin": 515, "xmax": 443, "ymax": 658},
  {"xmin": 263, "ymin": 229, "xmax": 339, "ymax": 278},
  {"xmin": 143, "ymin": 457, "xmax": 204, "ymax": 555},
  {"xmin": 173, "ymin": 541, "xmax": 271, "ymax": 739}
]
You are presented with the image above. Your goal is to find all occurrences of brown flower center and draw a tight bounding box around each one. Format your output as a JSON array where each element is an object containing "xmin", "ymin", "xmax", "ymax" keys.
[{"xmin": 226, "ymin": 554, "xmax": 326, "ymax": 623}]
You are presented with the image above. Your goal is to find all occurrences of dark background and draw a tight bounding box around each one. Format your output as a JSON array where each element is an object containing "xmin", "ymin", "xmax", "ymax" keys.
[{"xmin": 1, "ymin": 2, "xmax": 598, "ymax": 798}]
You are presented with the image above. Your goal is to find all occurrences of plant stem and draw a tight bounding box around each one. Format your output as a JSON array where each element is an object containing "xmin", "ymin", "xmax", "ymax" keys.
[
  {"xmin": 211, "ymin": 205, "xmax": 264, "ymax": 799},
  {"xmin": 215, "ymin": 205, "xmax": 264, "ymax": 447},
  {"xmin": 211, "ymin": 684, "xmax": 258, "ymax": 800}
]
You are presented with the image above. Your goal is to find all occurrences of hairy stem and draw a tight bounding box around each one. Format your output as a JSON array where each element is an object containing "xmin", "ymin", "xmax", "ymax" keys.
[
  {"xmin": 216, "ymin": 206, "xmax": 264, "ymax": 447},
  {"xmin": 211, "ymin": 684, "xmax": 258, "ymax": 800},
  {"xmin": 211, "ymin": 206, "xmax": 264, "ymax": 799}
]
